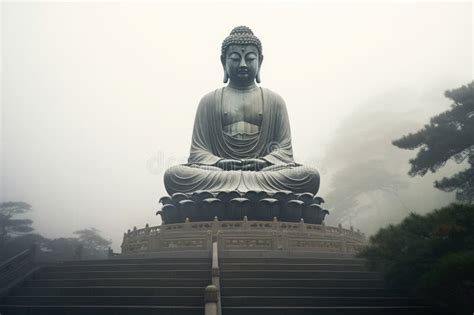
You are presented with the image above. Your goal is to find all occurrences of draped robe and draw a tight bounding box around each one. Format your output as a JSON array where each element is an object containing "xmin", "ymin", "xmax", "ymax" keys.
[{"xmin": 164, "ymin": 87, "xmax": 320, "ymax": 195}]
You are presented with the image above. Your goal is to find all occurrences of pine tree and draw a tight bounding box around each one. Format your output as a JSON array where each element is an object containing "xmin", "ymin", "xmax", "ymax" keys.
[
  {"xmin": 73, "ymin": 227, "xmax": 111, "ymax": 250},
  {"xmin": 393, "ymin": 82, "xmax": 474, "ymax": 202},
  {"xmin": 0, "ymin": 202, "xmax": 34, "ymax": 248}
]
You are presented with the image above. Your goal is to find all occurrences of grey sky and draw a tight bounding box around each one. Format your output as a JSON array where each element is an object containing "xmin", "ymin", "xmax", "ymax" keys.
[{"xmin": 1, "ymin": 2, "xmax": 472, "ymax": 250}]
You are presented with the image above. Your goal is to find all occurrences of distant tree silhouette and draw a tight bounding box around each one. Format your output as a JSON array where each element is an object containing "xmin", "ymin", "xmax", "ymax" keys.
[
  {"xmin": 45, "ymin": 237, "xmax": 83, "ymax": 261},
  {"xmin": 0, "ymin": 202, "xmax": 34, "ymax": 248},
  {"xmin": 393, "ymin": 82, "xmax": 474, "ymax": 202},
  {"xmin": 73, "ymin": 228, "xmax": 111, "ymax": 259},
  {"xmin": 0, "ymin": 201, "xmax": 113, "ymax": 261},
  {"xmin": 0, "ymin": 233, "xmax": 47, "ymax": 261}
]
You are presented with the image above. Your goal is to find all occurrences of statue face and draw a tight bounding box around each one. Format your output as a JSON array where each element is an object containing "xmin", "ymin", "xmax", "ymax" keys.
[{"xmin": 223, "ymin": 44, "xmax": 261, "ymax": 86}]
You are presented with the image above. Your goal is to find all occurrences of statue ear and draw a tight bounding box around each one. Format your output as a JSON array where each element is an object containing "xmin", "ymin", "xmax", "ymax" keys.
[
  {"xmin": 221, "ymin": 54, "xmax": 229, "ymax": 83},
  {"xmin": 256, "ymin": 54, "xmax": 263, "ymax": 84}
]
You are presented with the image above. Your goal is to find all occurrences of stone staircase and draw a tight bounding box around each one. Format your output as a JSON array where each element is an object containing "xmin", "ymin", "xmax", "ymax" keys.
[
  {"xmin": 0, "ymin": 255, "xmax": 438, "ymax": 315},
  {"xmin": 0, "ymin": 257, "xmax": 210, "ymax": 315},
  {"xmin": 219, "ymin": 257, "xmax": 436, "ymax": 315}
]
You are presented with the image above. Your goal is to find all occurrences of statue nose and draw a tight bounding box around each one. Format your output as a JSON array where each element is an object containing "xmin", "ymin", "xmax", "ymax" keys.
[{"xmin": 239, "ymin": 58, "xmax": 247, "ymax": 68}]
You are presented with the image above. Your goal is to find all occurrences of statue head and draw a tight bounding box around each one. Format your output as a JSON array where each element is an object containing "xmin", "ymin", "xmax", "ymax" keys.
[{"xmin": 221, "ymin": 26, "xmax": 264, "ymax": 86}]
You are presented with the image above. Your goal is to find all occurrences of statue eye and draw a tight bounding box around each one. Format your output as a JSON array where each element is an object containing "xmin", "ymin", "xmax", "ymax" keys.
[
  {"xmin": 229, "ymin": 53, "xmax": 240, "ymax": 61},
  {"xmin": 246, "ymin": 53, "xmax": 257, "ymax": 61}
]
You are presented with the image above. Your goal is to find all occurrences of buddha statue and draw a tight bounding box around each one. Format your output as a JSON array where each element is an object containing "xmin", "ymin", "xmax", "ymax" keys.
[{"xmin": 164, "ymin": 26, "xmax": 320, "ymax": 195}]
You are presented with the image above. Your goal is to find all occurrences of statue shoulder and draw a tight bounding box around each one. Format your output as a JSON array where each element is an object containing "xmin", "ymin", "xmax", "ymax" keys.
[
  {"xmin": 197, "ymin": 89, "xmax": 221, "ymax": 107},
  {"xmin": 261, "ymin": 87, "xmax": 287, "ymax": 108},
  {"xmin": 195, "ymin": 89, "xmax": 222, "ymax": 113}
]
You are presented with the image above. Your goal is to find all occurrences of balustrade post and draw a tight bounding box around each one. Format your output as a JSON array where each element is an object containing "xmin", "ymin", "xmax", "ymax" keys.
[
  {"xmin": 212, "ymin": 216, "xmax": 219, "ymax": 237},
  {"xmin": 145, "ymin": 223, "xmax": 150, "ymax": 235},
  {"xmin": 299, "ymin": 218, "xmax": 305, "ymax": 232},
  {"xmin": 243, "ymin": 216, "xmax": 249, "ymax": 230},
  {"xmin": 204, "ymin": 285, "xmax": 218, "ymax": 315},
  {"xmin": 272, "ymin": 216, "xmax": 278, "ymax": 230},
  {"xmin": 210, "ymin": 241, "xmax": 222, "ymax": 315}
]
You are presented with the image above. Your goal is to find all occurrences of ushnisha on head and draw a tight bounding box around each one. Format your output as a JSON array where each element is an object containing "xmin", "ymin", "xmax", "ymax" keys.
[{"xmin": 221, "ymin": 26, "xmax": 264, "ymax": 86}]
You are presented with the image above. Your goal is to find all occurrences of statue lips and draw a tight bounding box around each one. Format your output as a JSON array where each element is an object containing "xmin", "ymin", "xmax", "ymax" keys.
[{"xmin": 237, "ymin": 68, "xmax": 249, "ymax": 76}]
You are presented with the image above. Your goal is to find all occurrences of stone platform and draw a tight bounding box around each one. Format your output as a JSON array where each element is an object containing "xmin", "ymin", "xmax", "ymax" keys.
[{"xmin": 121, "ymin": 219, "xmax": 367, "ymax": 257}]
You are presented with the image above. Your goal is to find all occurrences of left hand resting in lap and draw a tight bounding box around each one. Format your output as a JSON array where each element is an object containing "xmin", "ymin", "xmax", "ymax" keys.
[{"xmin": 241, "ymin": 158, "xmax": 269, "ymax": 171}]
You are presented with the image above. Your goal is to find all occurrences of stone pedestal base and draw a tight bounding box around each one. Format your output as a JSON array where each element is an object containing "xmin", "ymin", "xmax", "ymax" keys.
[{"xmin": 121, "ymin": 219, "xmax": 366, "ymax": 257}]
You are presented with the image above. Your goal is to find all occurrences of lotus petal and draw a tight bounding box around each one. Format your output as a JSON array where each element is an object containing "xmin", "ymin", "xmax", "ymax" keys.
[
  {"xmin": 312, "ymin": 196, "xmax": 325, "ymax": 205},
  {"xmin": 257, "ymin": 198, "xmax": 280, "ymax": 221},
  {"xmin": 228, "ymin": 198, "xmax": 251, "ymax": 220},
  {"xmin": 281, "ymin": 199, "xmax": 304, "ymax": 222},
  {"xmin": 297, "ymin": 192, "xmax": 315, "ymax": 205},
  {"xmin": 303, "ymin": 203, "xmax": 322, "ymax": 224},
  {"xmin": 191, "ymin": 191, "xmax": 215, "ymax": 203},
  {"xmin": 202, "ymin": 198, "xmax": 222, "ymax": 221},
  {"xmin": 179, "ymin": 199, "xmax": 199, "ymax": 222}
]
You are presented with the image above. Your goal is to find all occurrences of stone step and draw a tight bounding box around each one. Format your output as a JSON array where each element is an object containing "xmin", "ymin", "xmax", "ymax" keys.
[
  {"xmin": 221, "ymin": 287, "xmax": 401, "ymax": 297},
  {"xmin": 12, "ymin": 286, "xmax": 205, "ymax": 297},
  {"xmin": 220, "ymin": 257, "xmax": 365, "ymax": 265},
  {"xmin": 221, "ymin": 296, "xmax": 422, "ymax": 307},
  {"xmin": 27, "ymin": 278, "xmax": 210, "ymax": 287},
  {"xmin": 0, "ymin": 305, "xmax": 203, "ymax": 315},
  {"xmin": 60, "ymin": 257, "xmax": 209, "ymax": 265},
  {"xmin": 45, "ymin": 263, "xmax": 211, "ymax": 272},
  {"xmin": 221, "ymin": 278, "xmax": 386, "ymax": 288},
  {"xmin": 4, "ymin": 296, "xmax": 203, "ymax": 306},
  {"xmin": 221, "ymin": 306, "xmax": 437, "ymax": 315},
  {"xmin": 36, "ymin": 270, "xmax": 210, "ymax": 280},
  {"xmin": 221, "ymin": 270, "xmax": 382, "ymax": 280},
  {"xmin": 221, "ymin": 263, "xmax": 367, "ymax": 272}
]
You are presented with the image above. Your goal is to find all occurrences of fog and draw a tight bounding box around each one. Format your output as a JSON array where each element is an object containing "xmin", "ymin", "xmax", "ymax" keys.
[{"xmin": 1, "ymin": 2, "xmax": 472, "ymax": 250}]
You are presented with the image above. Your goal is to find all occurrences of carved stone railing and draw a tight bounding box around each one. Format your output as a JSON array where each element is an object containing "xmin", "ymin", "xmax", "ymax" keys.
[
  {"xmin": 0, "ymin": 244, "xmax": 38, "ymax": 297},
  {"xmin": 211, "ymin": 242, "xmax": 222, "ymax": 315},
  {"xmin": 204, "ymin": 285, "xmax": 218, "ymax": 315},
  {"xmin": 121, "ymin": 224, "xmax": 161, "ymax": 253},
  {"xmin": 205, "ymin": 241, "xmax": 221, "ymax": 315},
  {"xmin": 121, "ymin": 218, "xmax": 367, "ymax": 255}
]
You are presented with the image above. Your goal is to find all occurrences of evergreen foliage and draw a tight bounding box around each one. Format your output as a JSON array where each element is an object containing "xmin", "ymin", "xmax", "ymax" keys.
[
  {"xmin": 393, "ymin": 82, "xmax": 474, "ymax": 202},
  {"xmin": 0, "ymin": 233, "xmax": 48, "ymax": 261},
  {"xmin": 72, "ymin": 228, "xmax": 112, "ymax": 259},
  {"xmin": 73, "ymin": 227, "xmax": 111, "ymax": 252},
  {"xmin": 0, "ymin": 201, "xmax": 112, "ymax": 261},
  {"xmin": 358, "ymin": 203, "xmax": 474, "ymax": 313},
  {"xmin": 0, "ymin": 202, "xmax": 34, "ymax": 247}
]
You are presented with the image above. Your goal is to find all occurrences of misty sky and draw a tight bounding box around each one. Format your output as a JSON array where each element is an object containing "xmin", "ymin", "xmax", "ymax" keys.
[{"xmin": 1, "ymin": 2, "xmax": 472, "ymax": 250}]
